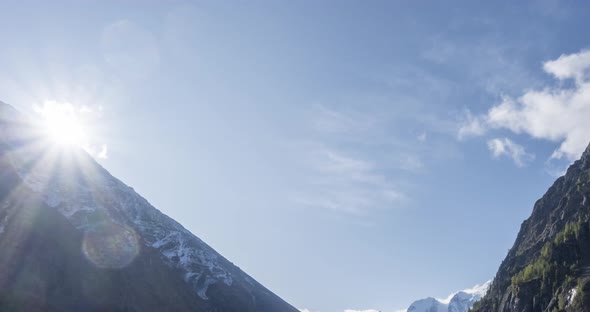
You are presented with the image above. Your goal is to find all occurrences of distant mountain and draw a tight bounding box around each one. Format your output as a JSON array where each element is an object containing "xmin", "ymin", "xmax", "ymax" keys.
[
  {"xmin": 401, "ymin": 281, "xmax": 490, "ymax": 312},
  {"xmin": 472, "ymin": 143, "xmax": 590, "ymax": 312},
  {"xmin": 0, "ymin": 101, "xmax": 298, "ymax": 311}
]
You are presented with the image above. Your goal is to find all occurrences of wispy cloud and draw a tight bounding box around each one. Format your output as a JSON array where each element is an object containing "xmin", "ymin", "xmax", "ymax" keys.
[
  {"xmin": 290, "ymin": 102, "xmax": 432, "ymax": 217},
  {"xmin": 292, "ymin": 91, "xmax": 467, "ymax": 216},
  {"xmin": 421, "ymin": 33, "xmax": 539, "ymax": 95},
  {"xmin": 457, "ymin": 110, "xmax": 487, "ymax": 140},
  {"xmin": 293, "ymin": 145, "xmax": 405, "ymax": 216},
  {"xmin": 487, "ymin": 138, "xmax": 534, "ymax": 167},
  {"xmin": 311, "ymin": 105, "xmax": 380, "ymax": 136},
  {"xmin": 458, "ymin": 49, "xmax": 590, "ymax": 162}
]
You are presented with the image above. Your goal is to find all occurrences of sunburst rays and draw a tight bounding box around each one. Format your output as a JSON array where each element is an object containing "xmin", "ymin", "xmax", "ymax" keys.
[{"xmin": 0, "ymin": 112, "xmax": 139, "ymax": 270}]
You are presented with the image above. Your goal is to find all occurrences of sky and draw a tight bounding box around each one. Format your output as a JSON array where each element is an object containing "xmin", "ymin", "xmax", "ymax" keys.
[{"xmin": 1, "ymin": 1, "xmax": 590, "ymax": 311}]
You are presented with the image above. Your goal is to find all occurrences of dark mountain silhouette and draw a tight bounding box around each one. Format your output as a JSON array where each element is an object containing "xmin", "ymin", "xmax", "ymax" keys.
[{"xmin": 0, "ymin": 102, "xmax": 298, "ymax": 312}]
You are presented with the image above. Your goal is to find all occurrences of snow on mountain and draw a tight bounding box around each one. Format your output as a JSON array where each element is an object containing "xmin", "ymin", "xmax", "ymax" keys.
[
  {"xmin": 403, "ymin": 281, "xmax": 491, "ymax": 312},
  {"xmin": 5, "ymin": 146, "xmax": 238, "ymax": 299},
  {"xmin": 0, "ymin": 102, "xmax": 292, "ymax": 307},
  {"xmin": 299, "ymin": 282, "xmax": 489, "ymax": 312}
]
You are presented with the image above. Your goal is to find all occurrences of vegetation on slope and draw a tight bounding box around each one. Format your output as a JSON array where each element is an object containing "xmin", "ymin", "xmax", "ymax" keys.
[{"xmin": 471, "ymin": 151, "xmax": 590, "ymax": 312}]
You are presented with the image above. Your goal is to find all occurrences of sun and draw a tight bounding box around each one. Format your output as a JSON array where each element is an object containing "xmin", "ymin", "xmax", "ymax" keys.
[
  {"xmin": 32, "ymin": 101, "xmax": 109, "ymax": 159},
  {"xmin": 34, "ymin": 101, "xmax": 87, "ymax": 146}
]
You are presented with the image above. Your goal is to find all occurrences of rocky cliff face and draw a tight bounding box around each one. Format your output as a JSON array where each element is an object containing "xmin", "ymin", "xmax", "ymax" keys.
[
  {"xmin": 0, "ymin": 102, "xmax": 298, "ymax": 312},
  {"xmin": 472, "ymin": 143, "xmax": 590, "ymax": 312}
]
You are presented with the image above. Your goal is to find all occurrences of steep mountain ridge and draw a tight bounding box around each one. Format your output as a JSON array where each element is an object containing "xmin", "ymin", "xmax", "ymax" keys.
[
  {"xmin": 0, "ymin": 102, "xmax": 298, "ymax": 311},
  {"xmin": 473, "ymin": 143, "xmax": 590, "ymax": 312}
]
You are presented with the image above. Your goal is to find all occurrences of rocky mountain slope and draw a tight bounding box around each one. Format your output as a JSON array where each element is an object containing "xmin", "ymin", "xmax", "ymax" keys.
[
  {"xmin": 0, "ymin": 102, "xmax": 298, "ymax": 311},
  {"xmin": 472, "ymin": 143, "xmax": 590, "ymax": 312},
  {"xmin": 401, "ymin": 281, "xmax": 490, "ymax": 312}
]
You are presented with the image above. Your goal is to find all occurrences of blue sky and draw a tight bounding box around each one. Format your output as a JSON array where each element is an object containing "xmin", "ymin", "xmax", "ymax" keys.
[{"xmin": 2, "ymin": 1, "xmax": 590, "ymax": 311}]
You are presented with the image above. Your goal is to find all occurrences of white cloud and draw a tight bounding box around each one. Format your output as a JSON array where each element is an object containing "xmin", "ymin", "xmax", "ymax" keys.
[
  {"xmin": 457, "ymin": 110, "xmax": 487, "ymax": 140},
  {"xmin": 543, "ymin": 50, "xmax": 590, "ymax": 82},
  {"xmin": 487, "ymin": 138, "xmax": 534, "ymax": 167},
  {"xmin": 458, "ymin": 49, "xmax": 590, "ymax": 161}
]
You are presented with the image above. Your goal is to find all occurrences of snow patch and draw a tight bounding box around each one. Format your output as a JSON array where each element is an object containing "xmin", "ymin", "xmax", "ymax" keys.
[
  {"xmin": 567, "ymin": 287, "xmax": 577, "ymax": 305},
  {"xmin": 4, "ymin": 147, "xmax": 239, "ymax": 301},
  {"xmin": 0, "ymin": 200, "xmax": 11, "ymax": 235},
  {"xmin": 404, "ymin": 281, "xmax": 491, "ymax": 312},
  {"xmin": 197, "ymin": 277, "xmax": 217, "ymax": 300},
  {"xmin": 463, "ymin": 280, "xmax": 491, "ymax": 296}
]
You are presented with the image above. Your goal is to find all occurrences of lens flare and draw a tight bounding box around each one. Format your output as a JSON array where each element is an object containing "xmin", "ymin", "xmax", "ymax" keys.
[{"xmin": 82, "ymin": 222, "xmax": 140, "ymax": 269}]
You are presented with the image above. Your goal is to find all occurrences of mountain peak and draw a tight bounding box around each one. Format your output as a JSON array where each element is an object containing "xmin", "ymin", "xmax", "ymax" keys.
[
  {"xmin": 462, "ymin": 280, "xmax": 491, "ymax": 296},
  {"xmin": 0, "ymin": 102, "xmax": 299, "ymax": 311},
  {"xmin": 582, "ymin": 141, "xmax": 590, "ymax": 160},
  {"xmin": 0, "ymin": 101, "xmax": 19, "ymax": 121},
  {"xmin": 473, "ymin": 140, "xmax": 590, "ymax": 311},
  {"xmin": 403, "ymin": 281, "xmax": 490, "ymax": 312}
]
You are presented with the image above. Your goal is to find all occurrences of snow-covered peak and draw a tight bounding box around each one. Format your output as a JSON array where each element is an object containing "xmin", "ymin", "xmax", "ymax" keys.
[
  {"xmin": 0, "ymin": 111, "xmax": 261, "ymax": 301},
  {"xmin": 407, "ymin": 297, "xmax": 447, "ymax": 312},
  {"xmin": 462, "ymin": 280, "xmax": 491, "ymax": 297},
  {"xmin": 403, "ymin": 281, "xmax": 491, "ymax": 312}
]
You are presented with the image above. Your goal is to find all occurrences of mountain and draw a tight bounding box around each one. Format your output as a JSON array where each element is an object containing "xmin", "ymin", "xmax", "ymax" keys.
[
  {"xmin": 0, "ymin": 102, "xmax": 299, "ymax": 311},
  {"xmin": 472, "ymin": 143, "xmax": 590, "ymax": 312},
  {"xmin": 401, "ymin": 281, "xmax": 490, "ymax": 312}
]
